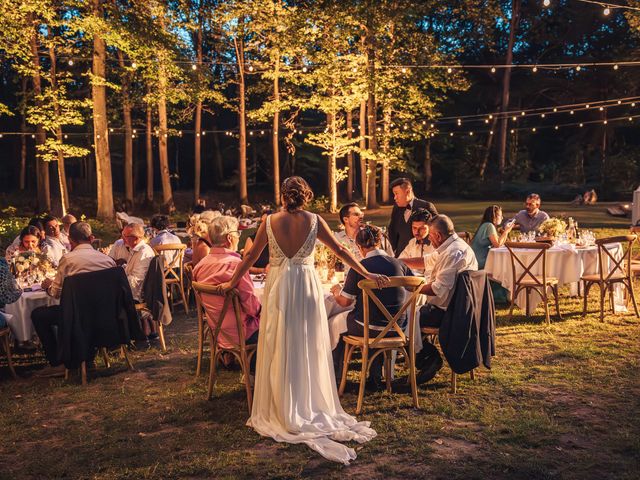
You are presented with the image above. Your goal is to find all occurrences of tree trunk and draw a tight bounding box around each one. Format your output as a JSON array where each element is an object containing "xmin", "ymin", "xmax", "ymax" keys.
[
  {"xmin": 29, "ymin": 19, "xmax": 50, "ymax": 212},
  {"xmin": 346, "ymin": 109, "xmax": 353, "ymax": 201},
  {"xmin": 91, "ymin": 0, "xmax": 114, "ymax": 219},
  {"xmin": 365, "ymin": 3, "xmax": 378, "ymax": 209},
  {"xmin": 359, "ymin": 99, "xmax": 367, "ymax": 202},
  {"xmin": 194, "ymin": 25, "xmax": 203, "ymax": 204},
  {"xmin": 479, "ymin": 118, "xmax": 498, "ymax": 179},
  {"xmin": 117, "ymin": 50, "xmax": 134, "ymax": 207},
  {"xmin": 157, "ymin": 61, "xmax": 174, "ymax": 211},
  {"xmin": 380, "ymin": 105, "xmax": 391, "ymax": 203},
  {"xmin": 327, "ymin": 113, "xmax": 338, "ymax": 212},
  {"xmin": 272, "ymin": 56, "xmax": 281, "ymax": 204},
  {"xmin": 19, "ymin": 77, "xmax": 28, "ymax": 190},
  {"xmin": 496, "ymin": 0, "xmax": 520, "ymax": 178},
  {"xmin": 48, "ymin": 46, "xmax": 69, "ymax": 216},
  {"xmin": 234, "ymin": 29, "xmax": 248, "ymax": 204},
  {"xmin": 424, "ymin": 138, "xmax": 432, "ymax": 192},
  {"xmin": 145, "ymin": 100, "xmax": 154, "ymax": 203}
]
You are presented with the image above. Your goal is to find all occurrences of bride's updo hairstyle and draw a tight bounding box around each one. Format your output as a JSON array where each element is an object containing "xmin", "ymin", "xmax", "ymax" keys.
[
  {"xmin": 355, "ymin": 224, "xmax": 382, "ymax": 249},
  {"xmin": 281, "ymin": 176, "xmax": 314, "ymax": 213}
]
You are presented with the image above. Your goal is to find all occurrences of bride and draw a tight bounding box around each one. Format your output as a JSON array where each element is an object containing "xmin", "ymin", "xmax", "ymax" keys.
[{"xmin": 220, "ymin": 176, "xmax": 388, "ymax": 464}]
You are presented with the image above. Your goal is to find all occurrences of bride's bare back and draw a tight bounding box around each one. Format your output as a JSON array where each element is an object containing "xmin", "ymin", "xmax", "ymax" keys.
[{"xmin": 268, "ymin": 210, "xmax": 315, "ymax": 258}]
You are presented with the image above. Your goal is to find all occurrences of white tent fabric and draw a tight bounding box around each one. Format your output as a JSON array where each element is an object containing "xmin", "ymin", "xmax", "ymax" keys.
[{"xmin": 633, "ymin": 186, "xmax": 640, "ymax": 226}]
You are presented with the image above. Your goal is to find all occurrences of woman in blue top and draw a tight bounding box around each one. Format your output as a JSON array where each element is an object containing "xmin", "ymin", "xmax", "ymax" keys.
[{"xmin": 471, "ymin": 205, "xmax": 514, "ymax": 304}]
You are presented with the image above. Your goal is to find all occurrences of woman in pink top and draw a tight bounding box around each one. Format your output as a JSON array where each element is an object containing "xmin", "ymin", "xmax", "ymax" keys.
[{"xmin": 193, "ymin": 216, "xmax": 260, "ymax": 352}]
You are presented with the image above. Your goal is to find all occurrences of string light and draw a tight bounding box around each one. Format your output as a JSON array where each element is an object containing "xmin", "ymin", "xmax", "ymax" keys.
[
  {"xmin": 604, "ymin": 6, "xmax": 611, "ymax": 15},
  {"xmin": 613, "ymin": 64, "xmax": 619, "ymax": 70},
  {"xmin": 191, "ymin": 64, "xmax": 197, "ymax": 70},
  {"xmin": 302, "ymin": 66, "xmax": 308, "ymax": 73},
  {"xmin": 554, "ymin": 125, "xmax": 559, "ymax": 130},
  {"xmin": 248, "ymin": 65, "xmax": 254, "ymax": 72},
  {"xmin": 490, "ymin": 130, "xmax": 494, "ymax": 135},
  {"xmin": 131, "ymin": 62, "xmax": 137, "ymax": 69},
  {"xmin": 447, "ymin": 67, "xmax": 453, "ymax": 73},
  {"xmin": 201, "ymin": 131, "xmax": 206, "ymax": 136},
  {"xmin": 541, "ymin": 113, "xmax": 546, "ymax": 118},
  {"xmin": 580, "ymin": 123, "xmax": 584, "ymax": 127},
  {"xmin": 543, "ymin": 0, "xmax": 550, "ymax": 6},
  {"xmin": 401, "ymin": 67, "xmax": 407, "ymax": 74},
  {"xmin": 491, "ymin": 66, "xmax": 496, "ymax": 73},
  {"xmin": 532, "ymin": 66, "xmax": 538, "ymax": 73},
  {"xmin": 576, "ymin": 65, "xmax": 581, "ymax": 71},
  {"xmin": 510, "ymin": 129, "xmax": 515, "ymax": 134},
  {"xmin": 68, "ymin": 59, "xmax": 73, "ymax": 66}
]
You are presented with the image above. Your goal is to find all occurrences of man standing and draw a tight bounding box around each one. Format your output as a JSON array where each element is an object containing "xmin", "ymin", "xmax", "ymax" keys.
[
  {"xmin": 398, "ymin": 209, "xmax": 435, "ymax": 274},
  {"xmin": 388, "ymin": 178, "xmax": 438, "ymax": 257},
  {"xmin": 33, "ymin": 222, "xmax": 116, "ymax": 376},
  {"xmin": 514, "ymin": 193, "xmax": 550, "ymax": 234},
  {"xmin": 41, "ymin": 215, "xmax": 69, "ymax": 266}
]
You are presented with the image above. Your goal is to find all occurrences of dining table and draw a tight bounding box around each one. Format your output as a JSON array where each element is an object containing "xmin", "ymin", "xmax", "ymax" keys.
[{"xmin": 4, "ymin": 286, "xmax": 59, "ymax": 342}]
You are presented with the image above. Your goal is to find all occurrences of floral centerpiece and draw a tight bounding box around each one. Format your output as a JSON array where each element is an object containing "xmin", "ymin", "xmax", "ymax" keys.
[
  {"xmin": 314, "ymin": 244, "xmax": 339, "ymax": 282},
  {"xmin": 9, "ymin": 251, "xmax": 56, "ymax": 288},
  {"xmin": 538, "ymin": 217, "xmax": 567, "ymax": 239}
]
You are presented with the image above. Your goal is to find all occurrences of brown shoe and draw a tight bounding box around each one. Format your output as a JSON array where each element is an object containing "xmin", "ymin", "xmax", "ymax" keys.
[{"xmin": 34, "ymin": 365, "xmax": 66, "ymax": 378}]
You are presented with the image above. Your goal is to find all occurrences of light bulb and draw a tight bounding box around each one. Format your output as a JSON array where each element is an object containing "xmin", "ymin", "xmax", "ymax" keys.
[
  {"xmin": 192, "ymin": 64, "xmax": 197, "ymax": 70},
  {"xmin": 629, "ymin": 117, "xmax": 633, "ymax": 121},
  {"xmin": 541, "ymin": 113, "xmax": 546, "ymax": 118},
  {"xmin": 532, "ymin": 66, "xmax": 538, "ymax": 73},
  {"xmin": 248, "ymin": 65, "xmax": 254, "ymax": 72},
  {"xmin": 68, "ymin": 59, "xmax": 74, "ymax": 66},
  {"xmin": 510, "ymin": 129, "xmax": 515, "ymax": 134},
  {"xmin": 469, "ymin": 131, "xmax": 473, "ymax": 136},
  {"xmin": 570, "ymin": 110, "xmax": 574, "ymax": 115},
  {"xmin": 613, "ymin": 64, "xmax": 619, "ymax": 70},
  {"xmin": 554, "ymin": 126, "xmax": 559, "ymax": 130},
  {"xmin": 604, "ymin": 6, "xmax": 610, "ymax": 15},
  {"xmin": 401, "ymin": 67, "xmax": 407, "ymax": 74},
  {"xmin": 543, "ymin": 0, "xmax": 550, "ymax": 6},
  {"xmin": 579, "ymin": 123, "xmax": 584, "ymax": 127},
  {"xmin": 491, "ymin": 67, "xmax": 496, "ymax": 73},
  {"xmin": 449, "ymin": 132, "xmax": 453, "ymax": 136},
  {"xmin": 521, "ymin": 111, "xmax": 525, "ymax": 116},
  {"xmin": 585, "ymin": 104, "xmax": 590, "ymax": 108},
  {"xmin": 302, "ymin": 66, "xmax": 308, "ymax": 73},
  {"xmin": 532, "ymin": 128, "xmax": 536, "ymax": 132},
  {"xmin": 131, "ymin": 62, "xmax": 137, "ymax": 69},
  {"xmin": 490, "ymin": 131, "xmax": 494, "ymax": 135},
  {"xmin": 576, "ymin": 65, "xmax": 581, "ymax": 71},
  {"xmin": 447, "ymin": 67, "xmax": 453, "ymax": 74},
  {"xmin": 632, "ymin": 103, "xmax": 636, "ymax": 107}
]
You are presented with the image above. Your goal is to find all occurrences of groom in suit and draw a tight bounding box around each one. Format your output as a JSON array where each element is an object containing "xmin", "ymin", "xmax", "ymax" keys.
[{"xmin": 387, "ymin": 178, "xmax": 438, "ymax": 257}]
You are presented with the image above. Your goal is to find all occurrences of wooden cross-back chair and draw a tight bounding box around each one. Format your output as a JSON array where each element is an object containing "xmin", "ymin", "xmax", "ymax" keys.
[
  {"xmin": 457, "ymin": 231, "xmax": 472, "ymax": 245},
  {"xmin": 153, "ymin": 243, "xmax": 189, "ymax": 314},
  {"xmin": 192, "ymin": 282, "xmax": 256, "ymax": 414},
  {"xmin": 338, "ymin": 276, "xmax": 424, "ymax": 415},
  {"xmin": 0, "ymin": 326, "xmax": 17, "ymax": 379},
  {"xmin": 581, "ymin": 235, "xmax": 639, "ymax": 322},
  {"xmin": 504, "ymin": 242, "xmax": 561, "ymax": 325},
  {"xmin": 65, "ymin": 346, "xmax": 135, "ymax": 386},
  {"xmin": 630, "ymin": 227, "xmax": 640, "ymax": 288}
]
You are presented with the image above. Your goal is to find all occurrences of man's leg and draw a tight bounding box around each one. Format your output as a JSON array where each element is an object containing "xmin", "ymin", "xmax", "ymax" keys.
[
  {"xmin": 416, "ymin": 303, "xmax": 446, "ymax": 384},
  {"xmin": 32, "ymin": 305, "xmax": 63, "ymax": 366}
]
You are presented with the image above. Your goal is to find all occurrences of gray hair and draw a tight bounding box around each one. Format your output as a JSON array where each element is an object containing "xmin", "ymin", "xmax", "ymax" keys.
[
  {"xmin": 124, "ymin": 223, "xmax": 145, "ymax": 238},
  {"xmin": 208, "ymin": 216, "xmax": 239, "ymax": 246},
  {"xmin": 69, "ymin": 221, "xmax": 92, "ymax": 243},
  {"xmin": 428, "ymin": 214, "xmax": 455, "ymax": 237}
]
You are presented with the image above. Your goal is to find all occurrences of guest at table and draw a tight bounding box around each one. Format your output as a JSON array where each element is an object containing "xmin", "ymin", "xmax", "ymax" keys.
[
  {"xmin": 108, "ymin": 232, "xmax": 129, "ymax": 266},
  {"xmin": 388, "ymin": 178, "xmax": 438, "ymax": 257},
  {"xmin": 149, "ymin": 214, "xmax": 181, "ymax": 266},
  {"xmin": 331, "ymin": 224, "xmax": 414, "ymax": 391},
  {"xmin": 5, "ymin": 226, "xmax": 43, "ymax": 260},
  {"xmin": 398, "ymin": 209, "xmax": 435, "ymax": 274},
  {"xmin": 121, "ymin": 223, "xmax": 155, "ymax": 303},
  {"xmin": 334, "ymin": 203, "xmax": 365, "ymax": 261},
  {"xmin": 193, "ymin": 215, "xmax": 260, "ymax": 368},
  {"xmin": 243, "ymin": 210, "xmax": 272, "ymax": 274},
  {"xmin": 405, "ymin": 215, "xmax": 478, "ymax": 385},
  {"xmin": 0, "ymin": 257, "xmax": 22, "ymax": 325},
  {"xmin": 514, "ymin": 193, "xmax": 550, "ymax": 234},
  {"xmin": 471, "ymin": 205, "xmax": 513, "ymax": 303},
  {"xmin": 60, "ymin": 214, "xmax": 76, "ymax": 249},
  {"xmin": 32, "ymin": 222, "xmax": 116, "ymax": 376},
  {"xmin": 42, "ymin": 215, "xmax": 68, "ymax": 266},
  {"xmin": 189, "ymin": 210, "xmax": 220, "ymax": 267}
]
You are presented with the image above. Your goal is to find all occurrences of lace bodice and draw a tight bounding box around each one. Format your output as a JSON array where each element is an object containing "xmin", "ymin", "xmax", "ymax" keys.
[{"xmin": 266, "ymin": 214, "xmax": 317, "ymax": 267}]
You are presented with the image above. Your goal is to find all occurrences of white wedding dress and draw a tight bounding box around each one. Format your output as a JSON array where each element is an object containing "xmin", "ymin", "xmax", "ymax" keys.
[{"xmin": 247, "ymin": 214, "xmax": 376, "ymax": 464}]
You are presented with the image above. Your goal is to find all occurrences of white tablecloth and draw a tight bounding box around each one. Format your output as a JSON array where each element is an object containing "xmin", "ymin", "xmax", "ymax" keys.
[
  {"xmin": 4, "ymin": 290, "xmax": 59, "ymax": 342},
  {"xmin": 485, "ymin": 243, "xmax": 624, "ymax": 314}
]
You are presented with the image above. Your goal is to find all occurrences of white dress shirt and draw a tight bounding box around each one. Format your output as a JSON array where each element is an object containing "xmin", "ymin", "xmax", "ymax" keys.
[
  {"xmin": 124, "ymin": 242, "xmax": 156, "ymax": 301},
  {"xmin": 422, "ymin": 234, "xmax": 478, "ymax": 310},
  {"xmin": 47, "ymin": 244, "xmax": 117, "ymax": 299},
  {"xmin": 42, "ymin": 236, "xmax": 68, "ymax": 267},
  {"xmin": 108, "ymin": 239, "xmax": 129, "ymax": 262},
  {"xmin": 334, "ymin": 230, "xmax": 363, "ymax": 261},
  {"xmin": 399, "ymin": 238, "xmax": 435, "ymax": 274},
  {"xmin": 403, "ymin": 199, "xmax": 414, "ymax": 222}
]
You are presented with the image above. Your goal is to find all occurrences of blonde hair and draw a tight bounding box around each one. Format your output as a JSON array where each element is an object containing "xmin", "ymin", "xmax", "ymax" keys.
[
  {"xmin": 188, "ymin": 210, "xmax": 221, "ymax": 238},
  {"xmin": 208, "ymin": 216, "xmax": 240, "ymax": 246}
]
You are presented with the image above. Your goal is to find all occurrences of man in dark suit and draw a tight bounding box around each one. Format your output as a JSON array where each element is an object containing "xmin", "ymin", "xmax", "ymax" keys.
[{"xmin": 387, "ymin": 177, "xmax": 438, "ymax": 257}]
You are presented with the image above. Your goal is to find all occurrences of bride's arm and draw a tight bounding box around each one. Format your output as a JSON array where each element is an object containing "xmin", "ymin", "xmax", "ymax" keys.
[
  {"xmin": 316, "ymin": 215, "xmax": 388, "ymax": 287},
  {"xmin": 220, "ymin": 221, "xmax": 269, "ymax": 291}
]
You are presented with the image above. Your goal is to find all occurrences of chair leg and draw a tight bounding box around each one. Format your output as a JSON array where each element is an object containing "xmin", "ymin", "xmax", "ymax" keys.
[
  {"xmin": 64, "ymin": 369, "xmax": 69, "ymax": 380},
  {"xmin": 583, "ymin": 281, "xmax": 590, "ymax": 316},
  {"xmin": 450, "ymin": 370, "xmax": 457, "ymax": 394},
  {"xmin": 355, "ymin": 346, "xmax": 369, "ymax": 415},
  {"xmin": 384, "ymin": 351, "xmax": 392, "ymax": 393},
  {"xmin": 553, "ymin": 285, "xmax": 562, "ymax": 320},
  {"xmin": 338, "ymin": 344, "xmax": 353, "ymax": 396},
  {"xmin": 470, "ymin": 369, "xmax": 475, "ymax": 381},
  {"xmin": 240, "ymin": 350, "xmax": 253, "ymax": 415},
  {"xmin": 627, "ymin": 280, "xmax": 640, "ymax": 318},
  {"xmin": 608, "ymin": 284, "xmax": 616, "ymax": 314},
  {"xmin": 542, "ymin": 288, "xmax": 550, "ymax": 325},
  {"xmin": 207, "ymin": 334, "xmax": 217, "ymax": 400},
  {"xmin": 157, "ymin": 322, "xmax": 167, "ymax": 352},
  {"xmin": 179, "ymin": 283, "xmax": 190, "ymax": 315},
  {"xmin": 121, "ymin": 346, "xmax": 135, "ymax": 371},
  {"xmin": 599, "ymin": 283, "xmax": 606, "ymax": 322},
  {"xmin": 196, "ymin": 318, "xmax": 204, "ymax": 377},
  {"xmin": 2, "ymin": 335, "xmax": 17, "ymax": 379},
  {"xmin": 81, "ymin": 361, "xmax": 87, "ymax": 386},
  {"xmin": 101, "ymin": 348, "xmax": 111, "ymax": 368}
]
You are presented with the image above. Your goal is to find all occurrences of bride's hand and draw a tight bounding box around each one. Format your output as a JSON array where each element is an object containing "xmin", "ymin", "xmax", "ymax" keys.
[{"xmin": 365, "ymin": 273, "xmax": 389, "ymax": 289}]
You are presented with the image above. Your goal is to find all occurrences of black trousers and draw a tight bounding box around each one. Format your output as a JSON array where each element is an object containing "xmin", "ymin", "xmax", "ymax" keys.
[
  {"xmin": 417, "ymin": 304, "xmax": 446, "ymax": 366},
  {"xmin": 32, "ymin": 305, "xmax": 62, "ymax": 366},
  {"xmin": 332, "ymin": 313, "xmax": 400, "ymax": 384}
]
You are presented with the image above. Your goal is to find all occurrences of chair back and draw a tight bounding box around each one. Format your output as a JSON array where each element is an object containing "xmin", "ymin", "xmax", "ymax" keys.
[
  {"xmin": 457, "ymin": 231, "xmax": 472, "ymax": 245},
  {"xmin": 192, "ymin": 282, "xmax": 248, "ymax": 352},
  {"xmin": 594, "ymin": 235, "xmax": 637, "ymax": 282},
  {"xmin": 356, "ymin": 276, "xmax": 424, "ymax": 348},
  {"xmin": 153, "ymin": 243, "xmax": 186, "ymax": 284},
  {"xmin": 504, "ymin": 241, "xmax": 551, "ymax": 288}
]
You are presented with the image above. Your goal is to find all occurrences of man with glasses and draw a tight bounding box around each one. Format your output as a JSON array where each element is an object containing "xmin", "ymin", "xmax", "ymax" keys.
[
  {"xmin": 335, "ymin": 203, "xmax": 392, "ymax": 263},
  {"xmin": 513, "ymin": 193, "xmax": 550, "ymax": 234}
]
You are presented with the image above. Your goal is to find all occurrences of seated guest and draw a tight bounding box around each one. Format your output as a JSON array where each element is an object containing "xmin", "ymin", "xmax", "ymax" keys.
[
  {"xmin": 398, "ymin": 209, "xmax": 435, "ymax": 274},
  {"xmin": 471, "ymin": 205, "xmax": 513, "ymax": 303},
  {"xmin": 107, "ymin": 230, "xmax": 129, "ymax": 266},
  {"xmin": 32, "ymin": 222, "xmax": 116, "ymax": 376},
  {"xmin": 60, "ymin": 214, "xmax": 77, "ymax": 249},
  {"xmin": 5, "ymin": 226, "xmax": 43, "ymax": 260},
  {"xmin": 243, "ymin": 210, "xmax": 272, "ymax": 274},
  {"xmin": 331, "ymin": 225, "xmax": 414, "ymax": 391},
  {"xmin": 514, "ymin": 193, "xmax": 549, "ymax": 234},
  {"xmin": 406, "ymin": 215, "xmax": 478, "ymax": 384},
  {"xmin": 7, "ymin": 217, "xmax": 46, "ymax": 251},
  {"xmin": 189, "ymin": 211, "xmax": 220, "ymax": 266},
  {"xmin": 121, "ymin": 223, "xmax": 155, "ymax": 303},
  {"xmin": 334, "ymin": 203, "xmax": 365, "ymax": 261},
  {"xmin": 42, "ymin": 215, "xmax": 68, "ymax": 266},
  {"xmin": 149, "ymin": 214, "xmax": 182, "ymax": 266},
  {"xmin": 193, "ymin": 216, "xmax": 260, "ymax": 365},
  {"xmin": 0, "ymin": 257, "xmax": 22, "ymax": 328}
]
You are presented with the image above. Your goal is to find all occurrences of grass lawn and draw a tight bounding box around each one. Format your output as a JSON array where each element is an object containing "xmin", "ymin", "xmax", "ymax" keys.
[{"xmin": 1, "ymin": 203, "xmax": 639, "ymax": 479}]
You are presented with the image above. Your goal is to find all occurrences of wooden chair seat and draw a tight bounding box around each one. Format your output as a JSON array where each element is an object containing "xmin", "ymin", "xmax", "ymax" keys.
[
  {"xmin": 518, "ymin": 276, "xmax": 558, "ymax": 286},
  {"xmin": 581, "ymin": 273, "xmax": 626, "ymax": 282},
  {"xmin": 0, "ymin": 326, "xmax": 17, "ymax": 379},
  {"xmin": 338, "ymin": 276, "xmax": 424, "ymax": 415}
]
